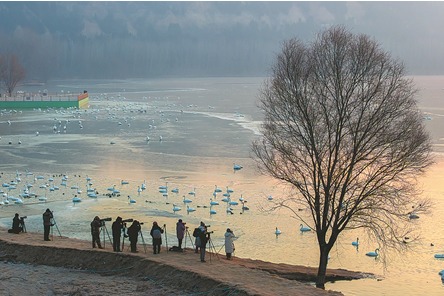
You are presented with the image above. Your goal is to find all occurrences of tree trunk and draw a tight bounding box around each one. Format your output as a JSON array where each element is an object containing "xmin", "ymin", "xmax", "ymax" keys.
[{"xmin": 316, "ymin": 246, "xmax": 329, "ymax": 289}]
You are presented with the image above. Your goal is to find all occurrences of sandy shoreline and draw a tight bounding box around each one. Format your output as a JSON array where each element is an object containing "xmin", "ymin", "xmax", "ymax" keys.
[{"xmin": 0, "ymin": 227, "xmax": 368, "ymax": 296}]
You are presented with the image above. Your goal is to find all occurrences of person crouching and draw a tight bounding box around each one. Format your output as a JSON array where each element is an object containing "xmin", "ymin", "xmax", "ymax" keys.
[{"xmin": 8, "ymin": 213, "xmax": 23, "ymax": 234}]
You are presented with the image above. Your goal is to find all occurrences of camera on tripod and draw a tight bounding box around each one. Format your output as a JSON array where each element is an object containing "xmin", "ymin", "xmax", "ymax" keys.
[
  {"xmin": 20, "ymin": 216, "xmax": 27, "ymax": 220},
  {"xmin": 100, "ymin": 217, "xmax": 112, "ymax": 226},
  {"xmin": 122, "ymin": 218, "xmax": 134, "ymax": 223}
]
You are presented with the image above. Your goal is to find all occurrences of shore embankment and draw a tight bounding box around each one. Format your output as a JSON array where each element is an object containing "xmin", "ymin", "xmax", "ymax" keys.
[{"xmin": 0, "ymin": 228, "xmax": 369, "ymax": 296}]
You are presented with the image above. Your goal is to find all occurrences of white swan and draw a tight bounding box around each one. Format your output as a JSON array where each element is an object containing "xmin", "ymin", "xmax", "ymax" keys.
[
  {"xmin": 214, "ymin": 185, "xmax": 222, "ymax": 193},
  {"xmin": 87, "ymin": 192, "xmax": 97, "ymax": 198},
  {"xmin": 275, "ymin": 227, "xmax": 282, "ymax": 235},
  {"xmin": 173, "ymin": 204, "xmax": 181, "ymax": 213},
  {"xmin": 233, "ymin": 163, "xmax": 243, "ymax": 171},
  {"xmin": 72, "ymin": 196, "xmax": 82, "ymax": 203},
  {"xmin": 228, "ymin": 199, "xmax": 239, "ymax": 206},
  {"xmin": 187, "ymin": 205, "xmax": 196, "ymax": 214},
  {"xmin": 366, "ymin": 248, "xmax": 379, "ymax": 257},
  {"xmin": 188, "ymin": 187, "xmax": 196, "ymax": 196},
  {"xmin": 300, "ymin": 224, "xmax": 311, "ymax": 232},
  {"xmin": 352, "ymin": 238, "xmax": 359, "ymax": 246},
  {"xmin": 409, "ymin": 213, "xmax": 419, "ymax": 219},
  {"xmin": 159, "ymin": 182, "xmax": 168, "ymax": 193}
]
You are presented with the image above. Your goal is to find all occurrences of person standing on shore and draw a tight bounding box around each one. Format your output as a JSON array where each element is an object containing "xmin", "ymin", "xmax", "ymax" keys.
[
  {"xmin": 112, "ymin": 216, "xmax": 123, "ymax": 252},
  {"xmin": 194, "ymin": 221, "xmax": 207, "ymax": 254},
  {"xmin": 42, "ymin": 208, "xmax": 53, "ymax": 241},
  {"xmin": 176, "ymin": 219, "xmax": 186, "ymax": 250},
  {"xmin": 197, "ymin": 222, "xmax": 208, "ymax": 262},
  {"xmin": 224, "ymin": 228, "xmax": 235, "ymax": 260},
  {"xmin": 127, "ymin": 220, "xmax": 141, "ymax": 253},
  {"xmin": 150, "ymin": 221, "xmax": 164, "ymax": 254},
  {"xmin": 90, "ymin": 216, "xmax": 103, "ymax": 249}
]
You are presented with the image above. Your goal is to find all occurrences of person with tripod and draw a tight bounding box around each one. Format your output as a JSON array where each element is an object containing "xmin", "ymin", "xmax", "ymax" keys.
[
  {"xmin": 150, "ymin": 221, "xmax": 164, "ymax": 254},
  {"xmin": 127, "ymin": 220, "xmax": 141, "ymax": 253},
  {"xmin": 43, "ymin": 208, "xmax": 53, "ymax": 241},
  {"xmin": 224, "ymin": 228, "xmax": 236, "ymax": 260},
  {"xmin": 91, "ymin": 216, "xmax": 103, "ymax": 249},
  {"xmin": 197, "ymin": 222, "xmax": 208, "ymax": 262},
  {"xmin": 112, "ymin": 216, "xmax": 123, "ymax": 252},
  {"xmin": 176, "ymin": 219, "xmax": 186, "ymax": 250}
]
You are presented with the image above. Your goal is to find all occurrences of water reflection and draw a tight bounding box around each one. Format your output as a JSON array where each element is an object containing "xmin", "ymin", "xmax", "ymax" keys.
[{"xmin": 1, "ymin": 77, "xmax": 444, "ymax": 295}]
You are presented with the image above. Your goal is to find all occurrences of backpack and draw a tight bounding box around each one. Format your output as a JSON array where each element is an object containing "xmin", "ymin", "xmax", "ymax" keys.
[
  {"xmin": 193, "ymin": 227, "xmax": 201, "ymax": 237},
  {"xmin": 169, "ymin": 246, "xmax": 184, "ymax": 252},
  {"xmin": 152, "ymin": 229, "xmax": 162, "ymax": 239}
]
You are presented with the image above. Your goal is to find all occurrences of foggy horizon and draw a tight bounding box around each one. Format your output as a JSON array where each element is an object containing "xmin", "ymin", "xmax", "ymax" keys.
[{"xmin": 1, "ymin": 1, "xmax": 443, "ymax": 81}]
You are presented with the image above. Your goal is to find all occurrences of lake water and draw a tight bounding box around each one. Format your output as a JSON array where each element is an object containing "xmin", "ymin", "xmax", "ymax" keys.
[{"xmin": 1, "ymin": 76, "xmax": 444, "ymax": 295}]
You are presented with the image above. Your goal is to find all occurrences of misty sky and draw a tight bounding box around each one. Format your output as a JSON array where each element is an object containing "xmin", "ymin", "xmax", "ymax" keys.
[{"xmin": 0, "ymin": 1, "xmax": 443, "ymax": 80}]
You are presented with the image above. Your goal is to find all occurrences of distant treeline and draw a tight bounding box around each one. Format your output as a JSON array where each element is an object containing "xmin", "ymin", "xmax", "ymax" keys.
[{"xmin": 0, "ymin": 2, "xmax": 310, "ymax": 81}]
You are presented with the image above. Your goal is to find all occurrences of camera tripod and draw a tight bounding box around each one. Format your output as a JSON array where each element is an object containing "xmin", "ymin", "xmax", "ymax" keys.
[
  {"xmin": 121, "ymin": 223, "xmax": 128, "ymax": 251},
  {"xmin": 206, "ymin": 233, "xmax": 220, "ymax": 262},
  {"xmin": 139, "ymin": 227, "xmax": 147, "ymax": 253},
  {"xmin": 20, "ymin": 218, "xmax": 27, "ymax": 233},
  {"xmin": 122, "ymin": 223, "xmax": 147, "ymax": 253},
  {"xmin": 50, "ymin": 213, "xmax": 62, "ymax": 239},
  {"xmin": 184, "ymin": 227, "xmax": 195, "ymax": 250},
  {"xmin": 163, "ymin": 224, "xmax": 168, "ymax": 253},
  {"xmin": 101, "ymin": 223, "xmax": 113, "ymax": 249}
]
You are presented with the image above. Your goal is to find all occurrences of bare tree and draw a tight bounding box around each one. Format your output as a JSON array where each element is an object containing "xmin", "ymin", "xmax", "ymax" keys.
[
  {"xmin": 0, "ymin": 54, "xmax": 26, "ymax": 96},
  {"xmin": 252, "ymin": 26, "xmax": 433, "ymax": 289}
]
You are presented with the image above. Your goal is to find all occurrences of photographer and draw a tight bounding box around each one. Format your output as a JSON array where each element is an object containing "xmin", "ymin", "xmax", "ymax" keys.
[
  {"xmin": 112, "ymin": 216, "xmax": 123, "ymax": 252},
  {"xmin": 42, "ymin": 208, "xmax": 53, "ymax": 241},
  {"xmin": 224, "ymin": 228, "xmax": 236, "ymax": 260},
  {"xmin": 8, "ymin": 213, "xmax": 23, "ymax": 234},
  {"xmin": 196, "ymin": 221, "xmax": 208, "ymax": 262},
  {"xmin": 176, "ymin": 219, "xmax": 186, "ymax": 250},
  {"xmin": 127, "ymin": 220, "xmax": 141, "ymax": 253},
  {"xmin": 150, "ymin": 221, "xmax": 164, "ymax": 254},
  {"xmin": 90, "ymin": 216, "xmax": 103, "ymax": 249}
]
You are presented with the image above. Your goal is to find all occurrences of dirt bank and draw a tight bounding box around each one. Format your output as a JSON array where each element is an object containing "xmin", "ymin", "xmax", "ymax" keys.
[{"xmin": 0, "ymin": 228, "xmax": 369, "ymax": 295}]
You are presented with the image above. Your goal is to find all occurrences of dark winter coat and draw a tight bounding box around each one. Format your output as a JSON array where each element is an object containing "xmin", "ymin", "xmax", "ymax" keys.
[{"xmin": 127, "ymin": 221, "xmax": 141, "ymax": 242}]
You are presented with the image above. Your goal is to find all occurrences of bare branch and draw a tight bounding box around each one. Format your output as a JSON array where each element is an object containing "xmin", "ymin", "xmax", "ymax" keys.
[
  {"xmin": 0, "ymin": 54, "xmax": 26, "ymax": 96},
  {"xmin": 252, "ymin": 25, "xmax": 433, "ymax": 289}
]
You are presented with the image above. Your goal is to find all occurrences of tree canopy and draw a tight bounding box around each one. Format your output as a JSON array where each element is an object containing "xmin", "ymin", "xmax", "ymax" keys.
[{"xmin": 252, "ymin": 26, "xmax": 433, "ymax": 289}]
